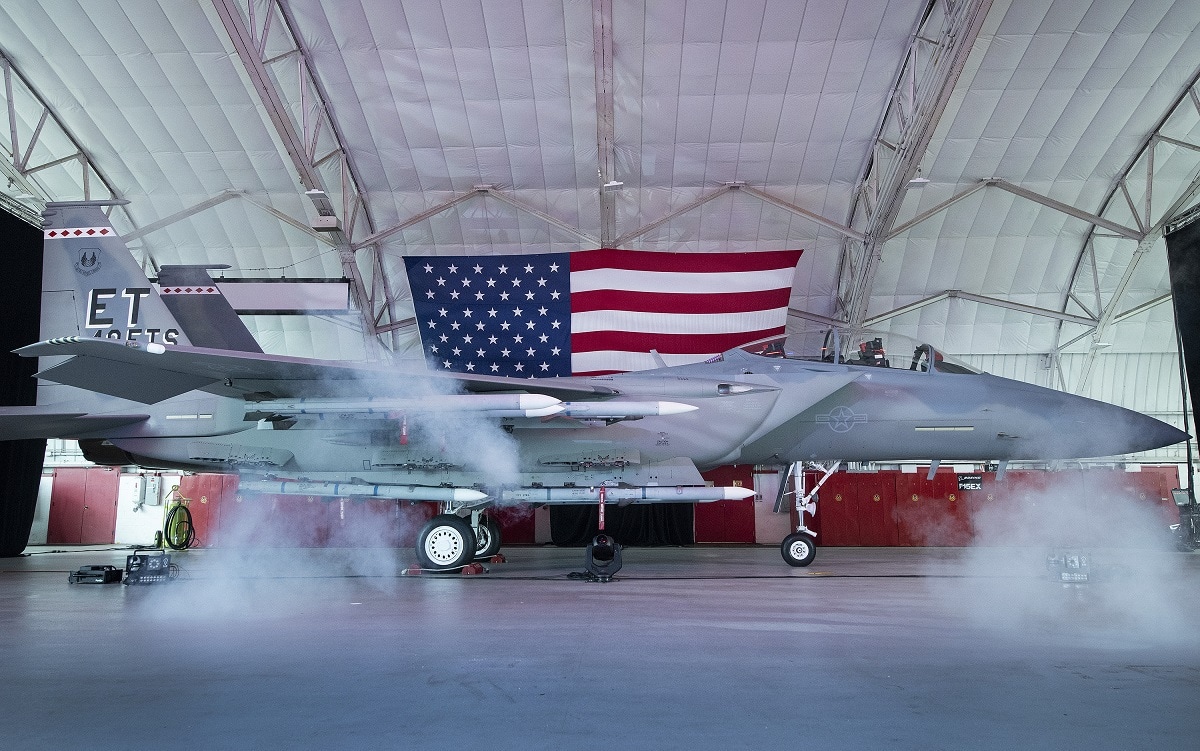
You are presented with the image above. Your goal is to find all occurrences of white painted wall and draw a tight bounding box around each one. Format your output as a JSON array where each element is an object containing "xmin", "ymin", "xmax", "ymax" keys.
[
  {"xmin": 753, "ymin": 467, "xmax": 794, "ymax": 544},
  {"xmin": 27, "ymin": 470, "xmax": 183, "ymax": 548},
  {"xmin": 27, "ymin": 474, "xmax": 53, "ymax": 545},
  {"xmin": 113, "ymin": 474, "xmax": 171, "ymax": 547}
]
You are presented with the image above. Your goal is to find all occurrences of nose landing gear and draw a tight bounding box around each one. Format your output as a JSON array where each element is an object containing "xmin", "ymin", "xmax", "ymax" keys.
[{"xmin": 775, "ymin": 461, "xmax": 841, "ymax": 567}]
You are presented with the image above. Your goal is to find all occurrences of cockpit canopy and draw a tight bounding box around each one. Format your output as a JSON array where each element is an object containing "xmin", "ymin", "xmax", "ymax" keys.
[{"xmin": 735, "ymin": 330, "xmax": 982, "ymax": 375}]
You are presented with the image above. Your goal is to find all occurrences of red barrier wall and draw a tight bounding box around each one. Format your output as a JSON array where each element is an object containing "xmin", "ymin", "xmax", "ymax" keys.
[
  {"xmin": 696, "ymin": 465, "xmax": 756, "ymax": 543},
  {"xmin": 808, "ymin": 466, "xmax": 1180, "ymax": 547},
  {"xmin": 46, "ymin": 467, "xmax": 120, "ymax": 545},
  {"xmin": 44, "ymin": 466, "xmax": 1182, "ymax": 548}
]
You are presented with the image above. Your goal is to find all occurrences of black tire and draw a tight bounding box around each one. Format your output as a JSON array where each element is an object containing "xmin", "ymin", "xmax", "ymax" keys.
[
  {"xmin": 474, "ymin": 515, "xmax": 503, "ymax": 558},
  {"xmin": 781, "ymin": 532, "xmax": 817, "ymax": 567},
  {"xmin": 416, "ymin": 515, "xmax": 477, "ymax": 570}
]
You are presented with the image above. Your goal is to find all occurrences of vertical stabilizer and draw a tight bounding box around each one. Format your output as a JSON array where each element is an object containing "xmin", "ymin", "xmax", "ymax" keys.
[
  {"xmin": 157, "ymin": 266, "xmax": 263, "ymax": 353},
  {"xmin": 41, "ymin": 202, "xmax": 192, "ymax": 347}
]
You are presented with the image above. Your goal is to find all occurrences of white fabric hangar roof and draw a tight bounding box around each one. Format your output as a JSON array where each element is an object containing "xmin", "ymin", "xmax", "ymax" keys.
[{"xmin": 1, "ymin": 0, "xmax": 1199, "ymax": 426}]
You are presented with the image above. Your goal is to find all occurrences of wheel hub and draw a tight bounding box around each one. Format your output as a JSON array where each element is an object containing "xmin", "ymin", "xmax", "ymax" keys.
[{"xmin": 425, "ymin": 527, "xmax": 465, "ymax": 565}]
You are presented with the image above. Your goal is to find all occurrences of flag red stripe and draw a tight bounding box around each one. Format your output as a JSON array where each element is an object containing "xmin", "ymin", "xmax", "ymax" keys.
[
  {"xmin": 571, "ymin": 288, "xmax": 792, "ymax": 315},
  {"xmin": 570, "ymin": 248, "xmax": 802, "ymax": 274},
  {"xmin": 571, "ymin": 327, "xmax": 786, "ymax": 355}
]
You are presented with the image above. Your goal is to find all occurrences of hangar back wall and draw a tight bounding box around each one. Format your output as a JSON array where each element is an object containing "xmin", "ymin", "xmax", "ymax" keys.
[{"xmin": 35, "ymin": 465, "xmax": 1180, "ymax": 549}]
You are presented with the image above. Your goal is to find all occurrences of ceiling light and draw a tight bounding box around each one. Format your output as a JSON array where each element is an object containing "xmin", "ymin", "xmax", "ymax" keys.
[{"xmin": 908, "ymin": 169, "xmax": 930, "ymax": 188}]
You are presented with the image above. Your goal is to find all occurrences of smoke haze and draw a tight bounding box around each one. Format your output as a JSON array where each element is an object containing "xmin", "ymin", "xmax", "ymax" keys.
[{"xmin": 922, "ymin": 471, "xmax": 1192, "ymax": 648}]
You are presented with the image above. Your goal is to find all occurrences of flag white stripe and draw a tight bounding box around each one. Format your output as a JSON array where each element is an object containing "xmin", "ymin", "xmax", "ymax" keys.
[
  {"xmin": 571, "ymin": 350, "xmax": 717, "ymax": 373},
  {"xmin": 571, "ymin": 307, "xmax": 789, "ymax": 335},
  {"xmin": 570, "ymin": 267, "xmax": 796, "ymax": 295}
]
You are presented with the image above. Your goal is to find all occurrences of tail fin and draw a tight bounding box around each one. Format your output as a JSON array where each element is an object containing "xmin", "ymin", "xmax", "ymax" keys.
[
  {"xmin": 156, "ymin": 266, "xmax": 263, "ymax": 353},
  {"xmin": 41, "ymin": 201, "xmax": 260, "ymax": 353}
]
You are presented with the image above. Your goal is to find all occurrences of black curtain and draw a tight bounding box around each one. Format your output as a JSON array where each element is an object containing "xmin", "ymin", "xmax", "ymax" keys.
[
  {"xmin": 1165, "ymin": 214, "xmax": 1200, "ymax": 436},
  {"xmin": 0, "ymin": 207, "xmax": 44, "ymax": 556},
  {"xmin": 549, "ymin": 503, "xmax": 694, "ymax": 546}
]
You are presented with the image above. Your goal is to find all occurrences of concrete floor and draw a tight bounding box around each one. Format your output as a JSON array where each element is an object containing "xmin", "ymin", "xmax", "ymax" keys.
[{"xmin": 1, "ymin": 544, "xmax": 1198, "ymax": 750}]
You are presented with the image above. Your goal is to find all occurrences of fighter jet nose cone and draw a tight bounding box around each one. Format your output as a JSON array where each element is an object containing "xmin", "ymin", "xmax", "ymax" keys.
[
  {"xmin": 1143, "ymin": 421, "xmax": 1189, "ymax": 452},
  {"xmin": 1043, "ymin": 395, "xmax": 1188, "ymax": 458},
  {"xmin": 1107, "ymin": 411, "xmax": 1189, "ymax": 455}
]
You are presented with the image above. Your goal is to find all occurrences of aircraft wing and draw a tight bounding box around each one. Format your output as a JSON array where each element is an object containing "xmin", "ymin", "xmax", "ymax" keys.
[
  {"xmin": 0, "ymin": 406, "xmax": 150, "ymax": 440},
  {"xmin": 18, "ymin": 337, "xmax": 620, "ymax": 404}
]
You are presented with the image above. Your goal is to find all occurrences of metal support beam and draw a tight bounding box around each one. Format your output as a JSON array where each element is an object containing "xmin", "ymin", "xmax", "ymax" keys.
[
  {"xmin": 212, "ymin": 0, "xmax": 384, "ymax": 342},
  {"xmin": 613, "ymin": 183, "xmax": 862, "ymax": 249},
  {"xmin": 737, "ymin": 185, "xmax": 865, "ymax": 241},
  {"xmin": 948, "ymin": 291, "xmax": 1097, "ymax": 327},
  {"xmin": 0, "ymin": 50, "xmax": 122, "ymax": 225},
  {"xmin": 355, "ymin": 191, "xmax": 483, "ymax": 249},
  {"xmin": 122, "ymin": 190, "xmax": 244, "ymax": 244},
  {"xmin": 1112, "ymin": 293, "xmax": 1172, "ymax": 325},
  {"xmin": 841, "ymin": 0, "xmax": 993, "ymax": 338},
  {"xmin": 885, "ymin": 181, "xmax": 989, "ymax": 240},
  {"xmin": 787, "ymin": 309, "xmax": 848, "ymax": 328},
  {"xmin": 1060, "ymin": 69, "xmax": 1200, "ymax": 394},
  {"xmin": 592, "ymin": 0, "xmax": 617, "ymax": 246},
  {"xmin": 483, "ymin": 188, "xmax": 600, "ymax": 245},
  {"xmin": 864, "ymin": 290, "xmax": 1097, "ymax": 328},
  {"xmin": 863, "ymin": 292, "xmax": 951, "ymax": 327},
  {"xmin": 986, "ymin": 179, "xmax": 1144, "ymax": 240},
  {"xmin": 613, "ymin": 186, "xmax": 734, "ymax": 247}
]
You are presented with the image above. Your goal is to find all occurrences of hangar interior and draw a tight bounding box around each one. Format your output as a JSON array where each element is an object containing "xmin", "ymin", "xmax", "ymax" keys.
[
  {"xmin": 3, "ymin": 2, "xmax": 1200, "ymax": 748},
  {"xmin": 3, "ymin": 0, "xmax": 1199, "ymax": 548},
  {"xmin": 0, "ymin": 0, "xmax": 1196, "ymax": 415}
]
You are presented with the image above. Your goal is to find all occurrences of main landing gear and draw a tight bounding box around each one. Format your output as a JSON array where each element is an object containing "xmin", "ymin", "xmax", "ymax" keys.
[
  {"xmin": 414, "ymin": 510, "xmax": 503, "ymax": 571},
  {"xmin": 775, "ymin": 461, "xmax": 840, "ymax": 567}
]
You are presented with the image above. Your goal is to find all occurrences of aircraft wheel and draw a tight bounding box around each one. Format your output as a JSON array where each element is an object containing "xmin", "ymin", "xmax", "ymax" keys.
[
  {"xmin": 474, "ymin": 515, "xmax": 503, "ymax": 559},
  {"xmin": 781, "ymin": 532, "xmax": 817, "ymax": 567},
  {"xmin": 416, "ymin": 515, "xmax": 477, "ymax": 570}
]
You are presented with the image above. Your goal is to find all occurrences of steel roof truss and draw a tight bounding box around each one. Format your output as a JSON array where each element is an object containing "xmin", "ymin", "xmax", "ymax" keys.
[{"xmin": 213, "ymin": 0, "xmax": 387, "ymax": 342}]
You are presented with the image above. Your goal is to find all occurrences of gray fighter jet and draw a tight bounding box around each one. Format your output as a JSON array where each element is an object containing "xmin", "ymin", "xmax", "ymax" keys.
[{"xmin": 0, "ymin": 202, "xmax": 1187, "ymax": 568}]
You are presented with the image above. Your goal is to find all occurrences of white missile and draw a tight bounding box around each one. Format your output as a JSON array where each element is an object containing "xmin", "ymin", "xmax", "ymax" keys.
[
  {"xmin": 246, "ymin": 393, "xmax": 562, "ymax": 417},
  {"xmin": 240, "ymin": 480, "xmax": 487, "ymax": 503},
  {"xmin": 559, "ymin": 401, "xmax": 699, "ymax": 418},
  {"xmin": 500, "ymin": 485, "xmax": 754, "ymax": 504}
]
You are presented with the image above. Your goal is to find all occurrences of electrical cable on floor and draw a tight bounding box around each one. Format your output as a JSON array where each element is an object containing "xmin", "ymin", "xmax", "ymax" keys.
[
  {"xmin": 23, "ymin": 545, "xmax": 140, "ymax": 555},
  {"xmin": 163, "ymin": 503, "xmax": 196, "ymax": 551}
]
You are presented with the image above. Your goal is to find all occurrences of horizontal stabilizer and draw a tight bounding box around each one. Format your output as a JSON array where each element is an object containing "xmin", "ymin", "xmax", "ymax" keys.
[
  {"xmin": 0, "ymin": 407, "xmax": 149, "ymax": 441},
  {"xmin": 35, "ymin": 353, "xmax": 218, "ymax": 404}
]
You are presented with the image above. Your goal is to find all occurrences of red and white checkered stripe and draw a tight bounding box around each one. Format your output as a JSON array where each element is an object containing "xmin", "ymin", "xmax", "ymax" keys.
[
  {"xmin": 43, "ymin": 227, "xmax": 115, "ymax": 239},
  {"xmin": 155, "ymin": 285, "xmax": 220, "ymax": 295}
]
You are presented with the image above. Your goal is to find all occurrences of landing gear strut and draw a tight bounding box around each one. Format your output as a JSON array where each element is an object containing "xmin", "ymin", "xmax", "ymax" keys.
[
  {"xmin": 473, "ymin": 513, "xmax": 503, "ymax": 559},
  {"xmin": 775, "ymin": 461, "xmax": 840, "ymax": 567}
]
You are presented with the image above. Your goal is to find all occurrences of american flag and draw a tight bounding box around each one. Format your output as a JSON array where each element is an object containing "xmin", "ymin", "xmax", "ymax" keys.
[{"xmin": 405, "ymin": 248, "xmax": 801, "ymax": 376}]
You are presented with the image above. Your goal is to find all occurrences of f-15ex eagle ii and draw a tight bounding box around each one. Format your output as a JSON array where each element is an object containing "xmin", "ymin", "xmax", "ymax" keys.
[{"xmin": 0, "ymin": 202, "xmax": 1187, "ymax": 569}]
